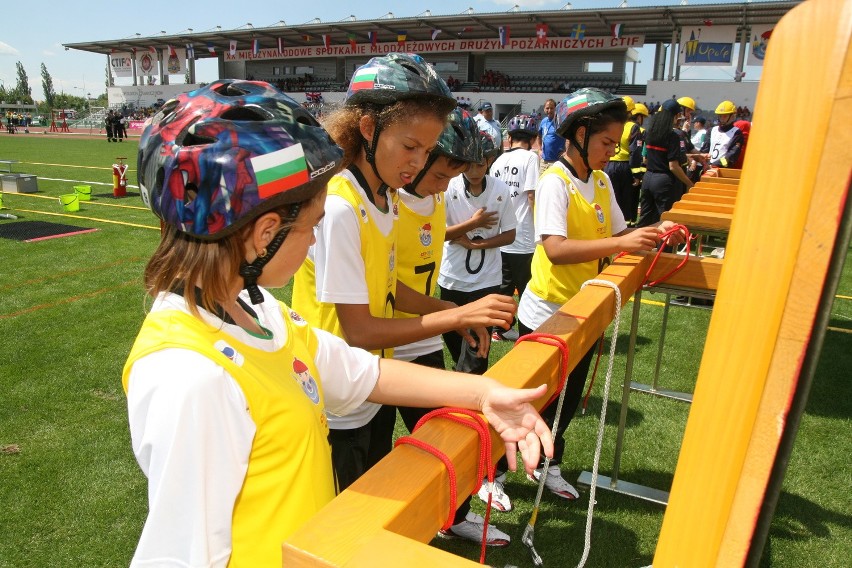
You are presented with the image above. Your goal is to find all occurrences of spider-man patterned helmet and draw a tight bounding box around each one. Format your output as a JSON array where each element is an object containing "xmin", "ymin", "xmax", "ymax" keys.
[{"xmin": 137, "ymin": 79, "xmax": 342, "ymax": 240}]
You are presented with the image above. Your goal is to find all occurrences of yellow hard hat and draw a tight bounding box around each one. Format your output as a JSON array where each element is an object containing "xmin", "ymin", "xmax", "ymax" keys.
[
  {"xmin": 715, "ymin": 100, "xmax": 737, "ymax": 115},
  {"xmin": 621, "ymin": 95, "xmax": 635, "ymax": 113},
  {"xmin": 632, "ymin": 103, "xmax": 649, "ymax": 117},
  {"xmin": 677, "ymin": 96, "xmax": 696, "ymax": 111}
]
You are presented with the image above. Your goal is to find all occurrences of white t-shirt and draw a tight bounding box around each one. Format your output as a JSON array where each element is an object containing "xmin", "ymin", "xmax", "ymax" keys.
[
  {"xmin": 307, "ymin": 168, "xmax": 396, "ymax": 428},
  {"xmin": 439, "ymin": 175, "xmax": 516, "ymax": 292},
  {"xmin": 125, "ymin": 289, "xmax": 379, "ymax": 567},
  {"xmin": 393, "ymin": 189, "xmax": 444, "ymax": 361},
  {"xmin": 517, "ymin": 162, "xmax": 627, "ymax": 330},
  {"xmin": 475, "ymin": 114, "xmax": 503, "ymax": 148},
  {"xmin": 489, "ymin": 147, "xmax": 541, "ymax": 254}
]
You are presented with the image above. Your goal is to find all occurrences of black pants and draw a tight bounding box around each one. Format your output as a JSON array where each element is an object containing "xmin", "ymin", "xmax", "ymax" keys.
[
  {"xmin": 439, "ymin": 284, "xmax": 500, "ymax": 369},
  {"xmin": 397, "ymin": 350, "xmax": 471, "ymax": 524},
  {"xmin": 329, "ymin": 403, "xmax": 397, "ymax": 492},
  {"xmin": 493, "ymin": 320, "xmax": 596, "ymax": 473},
  {"xmin": 499, "ymin": 251, "xmax": 533, "ymax": 331},
  {"xmin": 637, "ymin": 171, "xmax": 681, "ymax": 228},
  {"xmin": 605, "ymin": 160, "xmax": 639, "ymax": 224}
]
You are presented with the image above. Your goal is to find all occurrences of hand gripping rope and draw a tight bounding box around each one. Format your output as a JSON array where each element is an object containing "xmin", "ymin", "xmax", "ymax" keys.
[
  {"xmin": 395, "ymin": 407, "xmax": 495, "ymax": 564},
  {"xmin": 512, "ymin": 333, "xmax": 570, "ymax": 567}
]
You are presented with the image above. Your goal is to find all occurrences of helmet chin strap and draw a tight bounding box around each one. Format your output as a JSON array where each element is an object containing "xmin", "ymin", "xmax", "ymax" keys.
[
  {"xmin": 406, "ymin": 152, "xmax": 439, "ymax": 195},
  {"xmin": 571, "ymin": 120, "xmax": 593, "ymax": 180},
  {"xmin": 362, "ymin": 121, "xmax": 392, "ymax": 198},
  {"xmin": 239, "ymin": 202, "xmax": 302, "ymax": 305}
]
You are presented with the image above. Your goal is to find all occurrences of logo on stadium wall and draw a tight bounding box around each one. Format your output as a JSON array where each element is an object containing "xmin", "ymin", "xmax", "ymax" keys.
[
  {"xmin": 138, "ymin": 53, "xmax": 155, "ymax": 75},
  {"xmin": 167, "ymin": 54, "xmax": 181, "ymax": 75}
]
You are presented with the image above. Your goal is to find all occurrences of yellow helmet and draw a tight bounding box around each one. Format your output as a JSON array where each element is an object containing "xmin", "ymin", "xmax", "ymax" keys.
[
  {"xmin": 621, "ymin": 95, "xmax": 635, "ymax": 113},
  {"xmin": 632, "ymin": 103, "xmax": 649, "ymax": 117},
  {"xmin": 677, "ymin": 96, "xmax": 696, "ymax": 111},
  {"xmin": 715, "ymin": 100, "xmax": 737, "ymax": 115}
]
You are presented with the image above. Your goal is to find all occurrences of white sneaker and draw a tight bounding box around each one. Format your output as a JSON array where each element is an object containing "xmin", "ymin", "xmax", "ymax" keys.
[
  {"xmin": 476, "ymin": 472, "xmax": 512, "ymax": 512},
  {"xmin": 438, "ymin": 511, "xmax": 510, "ymax": 547},
  {"xmin": 527, "ymin": 465, "xmax": 580, "ymax": 500}
]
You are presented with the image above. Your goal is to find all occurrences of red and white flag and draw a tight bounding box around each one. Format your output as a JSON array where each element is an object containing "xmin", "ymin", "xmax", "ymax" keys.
[
  {"xmin": 322, "ymin": 34, "xmax": 331, "ymax": 49},
  {"xmin": 535, "ymin": 24, "xmax": 549, "ymax": 45},
  {"xmin": 229, "ymin": 40, "xmax": 237, "ymax": 56}
]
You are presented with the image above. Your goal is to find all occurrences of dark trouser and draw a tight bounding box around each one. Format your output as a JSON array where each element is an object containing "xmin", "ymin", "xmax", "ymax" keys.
[
  {"xmin": 329, "ymin": 403, "xmax": 397, "ymax": 492},
  {"xmin": 637, "ymin": 171, "xmax": 680, "ymax": 228},
  {"xmin": 499, "ymin": 251, "xmax": 533, "ymax": 331},
  {"xmin": 439, "ymin": 285, "xmax": 500, "ymax": 369},
  {"xmin": 605, "ymin": 160, "xmax": 639, "ymax": 224},
  {"xmin": 397, "ymin": 350, "xmax": 471, "ymax": 524},
  {"xmin": 493, "ymin": 320, "xmax": 596, "ymax": 474}
]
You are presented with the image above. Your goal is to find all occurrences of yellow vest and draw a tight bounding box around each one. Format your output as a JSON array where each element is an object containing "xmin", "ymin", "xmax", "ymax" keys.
[
  {"xmin": 528, "ymin": 166, "xmax": 613, "ymax": 305},
  {"xmin": 122, "ymin": 302, "xmax": 333, "ymax": 567},
  {"xmin": 396, "ymin": 192, "xmax": 446, "ymax": 318},
  {"xmin": 612, "ymin": 121, "xmax": 637, "ymax": 162},
  {"xmin": 292, "ymin": 174, "xmax": 398, "ymax": 357}
]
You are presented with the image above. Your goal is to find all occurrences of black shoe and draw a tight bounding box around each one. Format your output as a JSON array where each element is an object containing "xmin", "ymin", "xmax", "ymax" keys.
[{"xmin": 671, "ymin": 296, "xmax": 690, "ymax": 305}]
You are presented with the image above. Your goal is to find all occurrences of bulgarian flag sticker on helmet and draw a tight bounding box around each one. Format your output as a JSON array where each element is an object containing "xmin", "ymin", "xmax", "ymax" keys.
[
  {"xmin": 250, "ymin": 143, "xmax": 310, "ymax": 199},
  {"xmin": 562, "ymin": 93, "xmax": 591, "ymax": 115},
  {"xmin": 351, "ymin": 67, "xmax": 378, "ymax": 91}
]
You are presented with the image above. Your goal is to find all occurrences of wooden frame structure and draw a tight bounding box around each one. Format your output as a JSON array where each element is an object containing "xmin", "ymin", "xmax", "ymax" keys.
[{"xmin": 283, "ymin": 0, "xmax": 851, "ymax": 565}]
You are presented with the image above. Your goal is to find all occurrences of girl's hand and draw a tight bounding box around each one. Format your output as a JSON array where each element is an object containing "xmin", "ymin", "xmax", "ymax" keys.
[
  {"xmin": 657, "ymin": 221, "xmax": 688, "ymax": 246},
  {"xmin": 617, "ymin": 227, "xmax": 662, "ymax": 253},
  {"xmin": 480, "ymin": 383, "xmax": 554, "ymax": 475},
  {"xmin": 455, "ymin": 294, "xmax": 516, "ymax": 332},
  {"xmin": 452, "ymin": 235, "xmax": 474, "ymax": 249}
]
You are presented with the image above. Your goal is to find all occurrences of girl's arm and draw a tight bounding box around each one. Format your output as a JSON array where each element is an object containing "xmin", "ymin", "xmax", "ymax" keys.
[
  {"xmin": 455, "ymin": 228, "xmax": 516, "ymax": 250},
  {"xmin": 445, "ymin": 207, "xmax": 498, "ymax": 240},
  {"xmin": 368, "ymin": 358, "xmax": 554, "ymax": 475},
  {"xmin": 540, "ymin": 227, "xmax": 664, "ymax": 265}
]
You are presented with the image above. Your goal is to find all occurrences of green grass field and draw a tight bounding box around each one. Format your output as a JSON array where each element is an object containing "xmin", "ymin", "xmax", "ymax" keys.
[{"xmin": 0, "ymin": 135, "xmax": 849, "ymax": 567}]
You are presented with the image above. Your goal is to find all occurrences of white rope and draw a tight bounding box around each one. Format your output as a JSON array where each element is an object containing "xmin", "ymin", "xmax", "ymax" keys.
[{"xmin": 575, "ymin": 279, "xmax": 623, "ymax": 568}]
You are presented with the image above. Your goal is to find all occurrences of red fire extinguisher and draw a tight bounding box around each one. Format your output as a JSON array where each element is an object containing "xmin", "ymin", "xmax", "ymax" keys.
[{"xmin": 113, "ymin": 157, "xmax": 128, "ymax": 197}]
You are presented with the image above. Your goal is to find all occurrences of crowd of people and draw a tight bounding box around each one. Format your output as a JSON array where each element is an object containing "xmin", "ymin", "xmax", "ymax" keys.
[{"xmin": 121, "ymin": 55, "xmax": 747, "ymax": 566}]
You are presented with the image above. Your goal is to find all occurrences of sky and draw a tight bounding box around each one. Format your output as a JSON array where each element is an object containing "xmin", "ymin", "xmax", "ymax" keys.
[{"xmin": 0, "ymin": 0, "xmax": 781, "ymax": 101}]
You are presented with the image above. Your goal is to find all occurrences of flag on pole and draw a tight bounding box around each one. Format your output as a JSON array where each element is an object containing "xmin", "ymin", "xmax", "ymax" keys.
[
  {"xmin": 302, "ymin": 34, "xmax": 312, "ymax": 42},
  {"xmin": 252, "ymin": 39, "xmax": 260, "ymax": 55},
  {"xmin": 207, "ymin": 43, "xmax": 216, "ymax": 55},
  {"xmin": 457, "ymin": 26, "xmax": 473, "ymax": 37},
  {"xmin": 367, "ymin": 31, "xmax": 377, "ymax": 47},
  {"xmin": 148, "ymin": 46, "xmax": 157, "ymax": 54},
  {"xmin": 249, "ymin": 144, "xmax": 310, "ymax": 199},
  {"xmin": 186, "ymin": 44, "xmax": 195, "ymax": 59},
  {"xmin": 498, "ymin": 25, "xmax": 510, "ymax": 47},
  {"xmin": 570, "ymin": 24, "xmax": 586, "ymax": 39},
  {"xmin": 348, "ymin": 33, "xmax": 357, "ymax": 49},
  {"xmin": 611, "ymin": 23, "xmax": 623, "ymax": 38},
  {"xmin": 431, "ymin": 29, "xmax": 441, "ymax": 40},
  {"xmin": 229, "ymin": 40, "xmax": 237, "ymax": 56},
  {"xmin": 397, "ymin": 31, "xmax": 407, "ymax": 47},
  {"xmin": 535, "ymin": 24, "xmax": 548, "ymax": 45},
  {"xmin": 703, "ymin": 19, "xmax": 714, "ymax": 26},
  {"xmin": 278, "ymin": 38, "xmax": 283, "ymax": 53},
  {"xmin": 322, "ymin": 34, "xmax": 331, "ymax": 49},
  {"xmin": 168, "ymin": 45, "xmax": 177, "ymax": 57}
]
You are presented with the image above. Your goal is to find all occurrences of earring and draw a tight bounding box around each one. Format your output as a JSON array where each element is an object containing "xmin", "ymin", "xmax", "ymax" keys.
[{"xmin": 257, "ymin": 247, "xmax": 268, "ymax": 259}]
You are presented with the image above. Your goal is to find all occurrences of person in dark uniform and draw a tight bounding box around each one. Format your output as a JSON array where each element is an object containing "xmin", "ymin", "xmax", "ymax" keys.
[
  {"xmin": 604, "ymin": 95, "xmax": 642, "ymax": 225},
  {"xmin": 637, "ymin": 99, "xmax": 693, "ymax": 227},
  {"xmin": 105, "ymin": 110, "xmax": 115, "ymax": 142}
]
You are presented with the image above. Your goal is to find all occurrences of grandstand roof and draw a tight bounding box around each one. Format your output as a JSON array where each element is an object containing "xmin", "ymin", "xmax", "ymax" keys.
[{"xmin": 64, "ymin": 1, "xmax": 800, "ymax": 59}]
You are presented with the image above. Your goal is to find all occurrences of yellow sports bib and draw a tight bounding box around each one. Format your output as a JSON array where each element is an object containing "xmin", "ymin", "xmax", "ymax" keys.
[
  {"xmin": 396, "ymin": 193, "xmax": 446, "ymax": 318},
  {"xmin": 122, "ymin": 302, "xmax": 333, "ymax": 567},
  {"xmin": 529, "ymin": 166, "xmax": 613, "ymax": 305},
  {"xmin": 292, "ymin": 174, "xmax": 398, "ymax": 357}
]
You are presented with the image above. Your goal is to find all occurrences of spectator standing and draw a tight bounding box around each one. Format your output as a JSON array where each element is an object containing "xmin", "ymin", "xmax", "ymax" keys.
[
  {"xmin": 474, "ymin": 101, "xmax": 503, "ymax": 150},
  {"xmin": 537, "ymin": 98, "xmax": 566, "ymax": 175}
]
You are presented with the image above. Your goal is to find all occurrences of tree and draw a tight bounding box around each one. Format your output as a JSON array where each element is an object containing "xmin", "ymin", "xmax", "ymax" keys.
[
  {"xmin": 14, "ymin": 61, "xmax": 33, "ymax": 104},
  {"xmin": 41, "ymin": 63, "xmax": 56, "ymax": 108}
]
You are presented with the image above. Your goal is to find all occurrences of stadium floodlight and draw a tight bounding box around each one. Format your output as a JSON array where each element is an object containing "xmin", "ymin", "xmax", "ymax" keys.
[
  {"xmin": 381, "ymin": 12, "xmax": 394, "ymax": 19},
  {"xmin": 417, "ymin": 10, "xmax": 432, "ymax": 17},
  {"xmin": 618, "ymin": 0, "xmax": 628, "ymax": 7},
  {"xmin": 561, "ymin": 2, "xmax": 573, "ymax": 8},
  {"xmin": 509, "ymin": 4, "xmax": 520, "ymax": 12},
  {"xmin": 304, "ymin": 17, "xmax": 321, "ymax": 24}
]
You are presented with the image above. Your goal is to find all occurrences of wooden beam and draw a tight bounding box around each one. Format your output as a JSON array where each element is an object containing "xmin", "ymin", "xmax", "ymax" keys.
[
  {"xmin": 661, "ymin": 209, "xmax": 732, "ymax": 232},
  {"xmin": 654, "ymin": 0, "xmax": 852, "ymax": 565},
  {"xmin": 671, "ymin": 200, "xmax": 735, "ymax": 214},
  {"xmin": 681, "ymin": 192, "xmax": 736, "ymax": 205}
]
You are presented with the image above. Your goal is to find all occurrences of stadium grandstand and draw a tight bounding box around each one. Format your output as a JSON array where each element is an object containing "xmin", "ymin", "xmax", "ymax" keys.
[{"xmin": 63, "ymin": 1, "xmax": 799, "ymax": 122}]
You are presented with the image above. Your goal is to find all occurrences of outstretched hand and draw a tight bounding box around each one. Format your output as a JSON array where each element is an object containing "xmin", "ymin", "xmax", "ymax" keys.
[{"xmin": 480, "ymin": 383, "xmax": 554, "ymax": 476}]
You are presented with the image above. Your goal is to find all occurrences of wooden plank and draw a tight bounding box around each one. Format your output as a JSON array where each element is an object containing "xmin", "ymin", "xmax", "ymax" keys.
[
  {"xmin": 715, "ymin": 168, "xmax": 742, "ymax": 179},
  {"xmin": 693, "ymin": 181, "xmax": 739, "ymax": 192},
  {"xmin": 670, "ymin": 200, "xmax": 735, "ymax": 214},
  {"xmin": 700, "ymin": 175, "xmax": 739, "ymax": 185},
  {"xmin": 681, "ymin": 192, "xmax": 736, "ymax": 205},
  {"xmin": 661, "ymin": 209, "xmax": 732, "ymax": 232},
  {"xmin": 654, "ymin": 0, "xmax": 852, "ymax": 565}
]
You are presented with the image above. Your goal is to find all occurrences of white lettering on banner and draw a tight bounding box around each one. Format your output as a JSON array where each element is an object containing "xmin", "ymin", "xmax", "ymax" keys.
[{"xmin": 223, "ymin": 35, "xmax": 645, "ymax": 61}]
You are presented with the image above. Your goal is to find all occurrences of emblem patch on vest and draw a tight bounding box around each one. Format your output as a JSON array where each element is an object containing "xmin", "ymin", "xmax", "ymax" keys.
[
  {"xmin": 594, "ymin": 203, "xmax": 605, "ymax": 224},
  {"xmin": 215, "ymin": 340, "xmax": 245, "ymax": 367},
  {"xmin": 292, "ymin": 357, "xmax": 320, "ymax": 404},
  {"xmin": 419, "ymin": 223, "xmax": 432, "ymax": 247}
]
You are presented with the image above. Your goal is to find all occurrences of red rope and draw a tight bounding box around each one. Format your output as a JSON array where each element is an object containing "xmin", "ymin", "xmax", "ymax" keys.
[
  {"xmin": 514, "ymin": 333, "xmax": 571, "ymax": 409},
  {"xmin": 398, "ymin": 407, "xmax": 496, "ymax": 563},
  {"xmin": 613, "ymin": 224, "xmax": 694, "ymax": 288}
]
